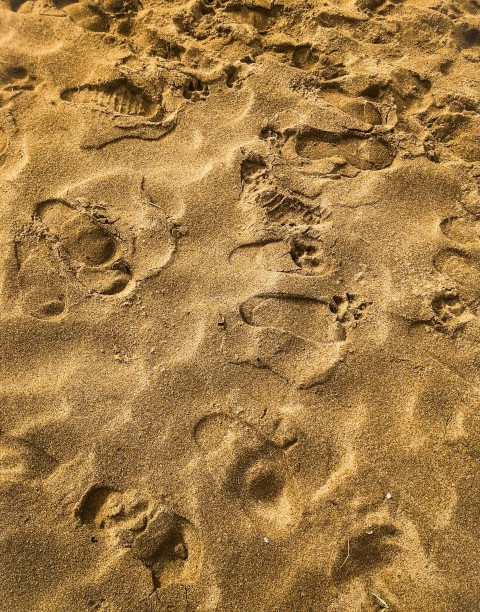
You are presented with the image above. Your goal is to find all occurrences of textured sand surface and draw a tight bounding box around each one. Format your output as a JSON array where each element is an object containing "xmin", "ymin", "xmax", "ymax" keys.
[{"xmin": 0, "ymin": 0, "xmax": 480, "ymax": 610}]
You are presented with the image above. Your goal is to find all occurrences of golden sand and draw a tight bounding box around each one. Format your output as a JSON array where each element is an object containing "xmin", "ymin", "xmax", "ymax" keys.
[{"xmin": 0, "ymin": 0, "xmax": 479, "ymax": 609}]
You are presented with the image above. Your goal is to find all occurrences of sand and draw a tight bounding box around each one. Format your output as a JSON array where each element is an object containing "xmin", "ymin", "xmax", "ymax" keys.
[{"xmin": 0, "ymin": 0, "xmax": 479, "ymax": 610}]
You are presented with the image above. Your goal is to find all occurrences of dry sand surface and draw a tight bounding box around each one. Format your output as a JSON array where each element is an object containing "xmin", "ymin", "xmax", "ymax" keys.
[{"xmin": 0, "ymin": 0, "xmax": 480, "ymax": 609}]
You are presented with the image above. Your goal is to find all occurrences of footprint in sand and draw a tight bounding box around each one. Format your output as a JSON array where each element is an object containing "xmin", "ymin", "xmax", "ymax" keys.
[
  {"xmin": 434, "ymin": 214, "xmax": 480, "ymax": 300},
  {"xmin": 60, "ymin": 80, "xmax": 163, "ymax": 121},
  {"xmin": 194, "ymin": 412, "xmax": 302, "ymax": 535},
  {"xmin": 430, "ymin": 113, "xmax": 480, "ymax": 163},
  {"xmin": 52, "ymin": 0, "xmax": 139, "ymax": 34},
  {"xmin": 225, "ymin": 294, "xmax": 352, "ymax": 388},
  {"xmin": 75, "ymin": 486, "xmax": 150, "ymax": 542},
  {"xmin": 0, "ymin": 128, "xmax": 7, "ymax": 157},
  {"xmin": 131, "ymin": 510, "xmax": 203, "ymax": 590},
  {"xmin": 433, "ymin": 248, "xmax": 480, "ymax": 294},
  {"xmin": 0, "ymin": 431, "xmax": 57, "ymax": 484},
  {"xmin": 240, "ymin": 294, "xmax": 345, "ymax": 345},
  {"xmin": 430, "ymin": 215, "xmax": 480, "ymax": 329},
  {"xmin": 292, "ymin": 127, "xmax": 396, "ymax": 171},
  {"xmin": 331, "ymin": 522, "xmax": 401, "ymax": 583},
  {"xmin": 58, "ymin": 61, "xmax": 195, "ymax": 148},
  {"xmin": 13, "ymin": 236, "xmax": 70, "ymax": 320},
  {"xmin": 440, "ymin": 216, "xmax": 480, "ymax": 244},
  {"xmin": 239, "ymin": 153, "xmax": 327, "ymax": 227},
  {"xmin": 230, "ymin": 234, "xmax": 333, "ymax": 277},
  {"xmin": 35, "ymin": 199, "xmax": 132, "ymax": 295},
  {"xmin": 7, "ymin": 170, "xmax": 180, "ymax": 319},
  {"xmin": 76, "ymin": 486, "xmax": 203, "ymax": 591}
]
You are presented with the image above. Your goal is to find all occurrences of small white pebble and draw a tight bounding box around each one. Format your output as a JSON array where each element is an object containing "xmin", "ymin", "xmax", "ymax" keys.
[
  {"xmin": 263, "ymin": 537, "xmax": 270, "ymax": 544},
  {"xmin": 386, "ymin": 492, "xmax": 393, "ymax": 500}
]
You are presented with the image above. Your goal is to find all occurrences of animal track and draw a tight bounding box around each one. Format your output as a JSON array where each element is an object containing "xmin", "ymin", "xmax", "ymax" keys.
[
  {"xmin": 182, "ymin": 76, "xmax": 209, "ymax": 101},
  {"xmin": 61, "ymin": 80, "xmax": 163, "ymax": 120},
  {"xmin": 194, "ymin": 412, "xmax": 301, "ymax": 535},
  {"xmin": 293, "ymin": 128, "xmax": 395, "ymax": 171},
  {"xmin": 332, "ymin": 523, "xmax": 401, "ymax": 583},
  {"xmin": 432, "ymin": 291, "xmax": 465, "ymax": 320},
  {"xmin": 35, "ymin": 199, "xmax": 132, "ymax": 295},
  {"xmin": 289, "ymin": 235, "xmax": 330, "ymax": 275},
  {"xmin": 430, "ymin": 290, "xmax": 469, "ymax": 334}
]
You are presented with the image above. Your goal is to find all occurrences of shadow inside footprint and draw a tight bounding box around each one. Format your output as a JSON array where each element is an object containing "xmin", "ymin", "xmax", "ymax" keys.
[
  {"xmin": 76, "ymin": 487, "xmax": 202, "ymax": 589},
  {"xmin": 60, "ymin": 80, "xmax": 163, "ymax": 120},
  {"xmin": 194, "ymin": 413, "xmax": 301, "ymax": 535},
  {"xmin": 294, "ymin": 128, "xmax": 395, "ymax": 170},
  {"xmin": 35, "ymin": 199, "xmax": 131, "ymax": 295},
  {"xmin": 332, "ymin": 524, "xmax": 401, "ymax": 583},
  {"xmin": 76, "ymin": 487, "xmax": 150, "ymax": 538},
  {"xmin": 132, "ymin": 511, "xmax": 202, "ymax": 590}
]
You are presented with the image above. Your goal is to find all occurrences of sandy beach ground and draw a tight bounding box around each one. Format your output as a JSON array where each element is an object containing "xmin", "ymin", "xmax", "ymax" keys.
[{"xmin": 0, "ymin": 0, "xmax": 479, "ymax": 610}]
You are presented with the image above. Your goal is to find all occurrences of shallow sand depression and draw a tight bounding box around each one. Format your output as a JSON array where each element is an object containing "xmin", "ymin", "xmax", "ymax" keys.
[{"xmin": 0, "ymin": 0, "xmax": 480, "ymax": 610}]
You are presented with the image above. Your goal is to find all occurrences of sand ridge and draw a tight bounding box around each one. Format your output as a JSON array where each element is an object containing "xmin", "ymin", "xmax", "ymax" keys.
[{"xmin": 0, "ymin": 0, "xmax": 480, "ymax": 610}]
